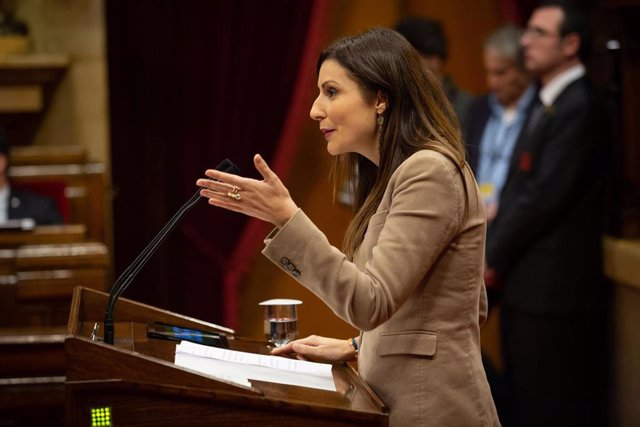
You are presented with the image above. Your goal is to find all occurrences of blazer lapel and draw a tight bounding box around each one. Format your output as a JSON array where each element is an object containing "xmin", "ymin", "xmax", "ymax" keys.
[{"xmin": 506, "ymin": 98, "xmax": 555, "ymax": 178}]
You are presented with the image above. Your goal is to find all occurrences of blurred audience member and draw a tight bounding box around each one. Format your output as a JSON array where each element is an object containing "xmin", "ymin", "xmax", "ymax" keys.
[
  {"xmin": 0, "ymin": 131, "xmax": 63, "ymax": 225},
  {"xmin": 465, "ymin": 25, "xmax": 535, "ymax": 423},
  {"xmin": 396, "ymin": 16, "xmax": 473, "ymax": 129},
  {"xmin": 466, "ymin": 24, "xmax": 535, "ymax": 223},
  {"xmin": 486, "ymin": 1, "xmax": 609, "ymax": 426}
]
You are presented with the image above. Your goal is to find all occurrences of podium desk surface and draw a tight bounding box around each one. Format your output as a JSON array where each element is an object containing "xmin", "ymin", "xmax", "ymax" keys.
[
  {"xmin": 74, "ymin": 319, "xmax": 385, "ymax": 412},
  {"xmin": 65, "ymin": 287, "xmax": 387, "ymax": 426}
]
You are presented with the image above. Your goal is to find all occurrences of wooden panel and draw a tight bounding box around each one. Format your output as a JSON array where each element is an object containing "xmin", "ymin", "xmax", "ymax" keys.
[
  {"xmin": 67, "ymin": 379, "xmax": 380, "ymax": 427},
  {"xmin": 72, "ymin": 286, "xmax": 234, "ymax": 338},
  {"xmin": 0, "ymin": 327, "xmax": 66, "ymax": 377},
  {"xmin": 0, "ymin": 224, "xmax": 86, "ymax": 246},
  {"xmin": 0, "ymin": 53, "xmax": 68, "ymax": 85},
  {"xmin": 610, "ymin": 283, "xmax": 640, "ymax": 427},
  {"xmin": 604, "ymin": 235, "xmax": 640, "ymax": 426},
  {"xmin": 0, "ymin": 243, "xmax": 109, "ymax": 424},
  {"xmin": 0, "ymin": 241, "xmax": 110, "ymax": 327},
  {"xmin": 0, "ymin": 326, "xmax": 66, "ymax": 427},
  {"xmin": 17, "ymin": 268, "xmax": 108, "ymax": 300},
  {"xmin": 0, "ymin": 380, "xmax": 65, "ymax": 427},
  {"xmin": 15, "ymin": 242, "xmax": 108, "ymax": 269},
  {"xmin": 0, "ymin": 85, "xmax": 42, "ymax": 112},
  {"xmin": 604, "ymin": 236, "xmax": 640, "ymax": 290},
  {"xmin": 9, "ymin": 144, "xmax": 87, "ymax": 166},
  {"xmin": 0, "ymin": 249, "xmax": 16, "ymax": 275}
]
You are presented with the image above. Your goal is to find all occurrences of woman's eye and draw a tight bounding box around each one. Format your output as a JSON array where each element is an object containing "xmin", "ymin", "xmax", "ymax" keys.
[{"xmin": 326, "ymin": 87, "xmax": 338, "ymax": 98}]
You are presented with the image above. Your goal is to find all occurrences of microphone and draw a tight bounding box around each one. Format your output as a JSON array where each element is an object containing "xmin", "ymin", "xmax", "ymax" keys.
[{"xmin": 103, "ymin": 159, "xmax": 240, "ymax": 345}]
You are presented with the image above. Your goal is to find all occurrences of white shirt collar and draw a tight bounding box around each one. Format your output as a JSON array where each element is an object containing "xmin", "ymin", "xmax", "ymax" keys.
[{"xmin": 539, "ymin": 63, "xmax": 586, "ymax": 106}]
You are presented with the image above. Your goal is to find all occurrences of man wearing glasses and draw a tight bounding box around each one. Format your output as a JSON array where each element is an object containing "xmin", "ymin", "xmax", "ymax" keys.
[{"xmin": 484, "ymin": 2, "xmax": 609, "ymax": 426}]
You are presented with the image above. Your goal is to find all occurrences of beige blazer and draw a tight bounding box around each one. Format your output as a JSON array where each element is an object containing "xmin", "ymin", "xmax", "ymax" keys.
[{"xmin": 263, "ymin": 150, "xmax": 500, "ymax": 426}]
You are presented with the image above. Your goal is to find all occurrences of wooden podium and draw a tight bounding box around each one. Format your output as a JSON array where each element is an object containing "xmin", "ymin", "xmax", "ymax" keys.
[{"xmin": 65, "ymin": 287, "xmax": 388, "ymax": 426}]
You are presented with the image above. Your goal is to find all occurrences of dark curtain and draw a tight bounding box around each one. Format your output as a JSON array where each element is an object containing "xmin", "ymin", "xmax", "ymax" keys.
[{"xmin": 106, "ymin": 1, "xmax": 316, "ymax": 326}]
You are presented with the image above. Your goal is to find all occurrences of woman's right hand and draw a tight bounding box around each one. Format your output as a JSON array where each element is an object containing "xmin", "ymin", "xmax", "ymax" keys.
[
  {"xmin": 196, "ymin": 154, "xmax": 298, "ymax": 227},
  {"xmin": 271, "ymin": 335, "xmax": 357, "ymax": 363}
]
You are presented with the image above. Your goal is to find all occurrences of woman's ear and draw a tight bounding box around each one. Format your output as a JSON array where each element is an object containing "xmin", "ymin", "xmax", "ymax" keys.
[{"xmin": 375, "ymin": 90, "xmax": 388, "ymax": 115}]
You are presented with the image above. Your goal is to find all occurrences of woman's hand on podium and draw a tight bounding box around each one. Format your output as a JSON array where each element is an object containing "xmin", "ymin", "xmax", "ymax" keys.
[
  {"xmin": 271, "ymin": 335, "xmax": 357, "ymax": 363},
  {"xmin": 197, "ymin": 154, "xmax": 299, "ymax": 227}
]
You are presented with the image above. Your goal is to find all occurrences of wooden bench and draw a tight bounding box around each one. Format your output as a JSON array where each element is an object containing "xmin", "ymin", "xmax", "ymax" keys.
[
  {"xmin": 0, "ymin": 326, "xmax": 66, "ymax": 427},
  {"xmin": 0, "ymin": 226, "xmax": 110, "ymax": 427},
  {"xmin": 1, "ymin": 145, "xmax": 112, "ymax": 425}
]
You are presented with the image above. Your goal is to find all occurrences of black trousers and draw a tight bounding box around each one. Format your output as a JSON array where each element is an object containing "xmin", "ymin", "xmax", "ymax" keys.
[{"xmin": 500, "ymin": 306, "xmax": 607, "ymax": 427}]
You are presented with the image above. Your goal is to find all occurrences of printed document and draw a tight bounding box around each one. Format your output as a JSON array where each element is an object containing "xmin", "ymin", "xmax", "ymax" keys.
[{"xmin": 174, "ymin": 341, "xmax": 336, "ymax": 391}]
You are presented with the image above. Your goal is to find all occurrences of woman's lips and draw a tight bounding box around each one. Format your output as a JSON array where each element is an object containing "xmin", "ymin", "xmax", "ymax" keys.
[{"xmin": 321, "ymin": 129, "xmax": 335, "ymax": 139}]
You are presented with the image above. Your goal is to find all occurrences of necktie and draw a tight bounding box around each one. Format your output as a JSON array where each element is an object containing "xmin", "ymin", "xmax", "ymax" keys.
[{"xmin": 521, "ymin": 96, "xmax": 545, "ymax": 141}]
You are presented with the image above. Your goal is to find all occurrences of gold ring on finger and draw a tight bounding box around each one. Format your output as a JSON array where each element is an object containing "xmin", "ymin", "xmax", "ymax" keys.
[{"xmin": 227, "ymin": 186, "xmax": 241, "ymax": 201}]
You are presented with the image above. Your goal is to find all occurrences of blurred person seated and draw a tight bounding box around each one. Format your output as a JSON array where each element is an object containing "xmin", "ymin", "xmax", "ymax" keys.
[
  {"xmin": 0, "ymin": 131, "xmax": 63, "ymax": 226},
  {"xmin": 465, "ymin": 25, "xmax": 535, "ymax": 223},
  {"xmin": 395, "ymin": 16, "xmax": 474, "ymax": 129}
]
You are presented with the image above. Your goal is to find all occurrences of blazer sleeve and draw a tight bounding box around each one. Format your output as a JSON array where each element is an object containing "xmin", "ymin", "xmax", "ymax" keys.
[{"xmin": 262, "ymin": 152, "xmax": 463, "ymax": 331}]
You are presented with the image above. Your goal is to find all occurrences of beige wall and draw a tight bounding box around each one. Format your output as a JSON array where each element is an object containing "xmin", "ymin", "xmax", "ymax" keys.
[{"xmin": 15, "ymin": 0, "xmax": 110, "ymax": 166}]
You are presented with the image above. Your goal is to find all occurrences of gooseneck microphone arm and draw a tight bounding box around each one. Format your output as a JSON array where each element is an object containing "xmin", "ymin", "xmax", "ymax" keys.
[{"xmin": 103, "ymin": 159, "xmax": 240, "ymax": 345}]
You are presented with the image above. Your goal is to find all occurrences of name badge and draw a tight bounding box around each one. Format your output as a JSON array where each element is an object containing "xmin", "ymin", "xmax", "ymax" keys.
[{"xmin": 479, "ymin": 183, "xmax": 496, "ymax": 202}]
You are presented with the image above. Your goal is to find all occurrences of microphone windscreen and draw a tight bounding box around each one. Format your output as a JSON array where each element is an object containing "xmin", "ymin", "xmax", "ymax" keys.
[{"xmin": 219, "ymin": 158, "xmax": 240, "ymax": 175}]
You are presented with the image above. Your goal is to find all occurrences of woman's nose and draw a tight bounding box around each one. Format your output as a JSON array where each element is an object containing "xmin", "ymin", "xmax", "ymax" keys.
[{"xmin": 309, "ymin": 96, "xmax": 325, "ymax": 121}]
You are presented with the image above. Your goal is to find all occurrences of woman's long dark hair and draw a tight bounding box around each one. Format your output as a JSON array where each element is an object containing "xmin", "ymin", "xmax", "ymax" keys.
[{"xmin": 317, "ymin": 27, "xmax": 469, "ymax": 259}]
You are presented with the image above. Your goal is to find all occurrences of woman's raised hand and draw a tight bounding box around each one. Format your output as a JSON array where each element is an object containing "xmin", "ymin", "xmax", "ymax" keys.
[{"xmin": 196, "ymin": 154, "xmax": 299, "ymax": 227}]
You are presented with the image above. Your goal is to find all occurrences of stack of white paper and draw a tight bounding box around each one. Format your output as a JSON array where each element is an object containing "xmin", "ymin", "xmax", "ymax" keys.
[{"xmin": 174, "ymin": 341, "xmax": 336, "ymax": 392}]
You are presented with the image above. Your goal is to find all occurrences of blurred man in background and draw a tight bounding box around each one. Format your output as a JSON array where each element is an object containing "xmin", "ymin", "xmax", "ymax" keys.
[
  {"xmin": 485, "ymin": 2, "xmax": 609, "ymax": 425},
  {"xmin": 396, "ymin": 16, "xmax": 474, "ymax": 129}
]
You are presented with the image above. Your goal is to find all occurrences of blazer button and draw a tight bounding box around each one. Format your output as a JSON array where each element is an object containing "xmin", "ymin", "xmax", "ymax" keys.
[
  {"xmin": 281, "ymin": 257, "xmax": 290, "ymax": 265},
  {"xmin": 292, "ymin": 269, "xmax": 301, "ymax": 277},
  {"xmin": 287, "ymin": 263, "xmax": 296, "ymax": 271}
]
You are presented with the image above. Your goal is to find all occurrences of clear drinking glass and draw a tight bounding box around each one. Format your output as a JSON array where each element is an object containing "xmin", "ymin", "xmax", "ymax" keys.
[{"xmin": 259, "ymin": 299, "xmax": 302, "ymax": 347}]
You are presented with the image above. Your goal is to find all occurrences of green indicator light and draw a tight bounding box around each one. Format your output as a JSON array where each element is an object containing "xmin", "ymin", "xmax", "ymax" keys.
[{"xmin": 90, "ymin": 407, "xmax": 112, "ymax": 426}]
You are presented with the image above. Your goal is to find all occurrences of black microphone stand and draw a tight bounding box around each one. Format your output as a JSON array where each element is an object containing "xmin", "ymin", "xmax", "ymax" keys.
[{"xmin": 103, "ymin": 159, "xmax": 239, "ymax": 345}]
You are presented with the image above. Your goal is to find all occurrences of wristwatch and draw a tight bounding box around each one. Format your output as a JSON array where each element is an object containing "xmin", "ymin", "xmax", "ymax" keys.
[{"xmin": 349, "ymin": 337, "xmax": 359, "ymax": 357}]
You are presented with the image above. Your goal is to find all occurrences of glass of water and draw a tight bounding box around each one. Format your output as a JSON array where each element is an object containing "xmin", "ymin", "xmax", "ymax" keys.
[{"xmin": 259, "ymin": 299, "xmax": 302, "ymax": 347}]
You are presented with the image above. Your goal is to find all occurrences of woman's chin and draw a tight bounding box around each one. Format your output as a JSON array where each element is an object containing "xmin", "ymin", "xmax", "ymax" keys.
[{"xmin": 326, "ymin": 143, "xmax": 342, "ymax": 156}]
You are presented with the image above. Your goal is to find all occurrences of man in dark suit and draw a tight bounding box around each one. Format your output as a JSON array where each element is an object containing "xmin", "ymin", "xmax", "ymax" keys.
[
  {"xmin": 0, "ymin": 133, "xmax": 63, "ymax": 225},
  {"xmin": 485, "ymin": 2, "xmax": 609, "ymax": 426}
]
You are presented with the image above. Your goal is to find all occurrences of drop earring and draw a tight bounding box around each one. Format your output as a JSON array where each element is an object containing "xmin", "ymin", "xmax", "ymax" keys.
[{"xmin": 376, "ymin": 114, "xmax": 384, "ymax": 152}]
